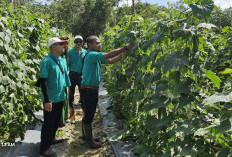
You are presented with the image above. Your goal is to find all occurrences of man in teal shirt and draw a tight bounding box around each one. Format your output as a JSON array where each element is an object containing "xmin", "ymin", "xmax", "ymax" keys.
[
  {"xmin": 67, "ymin": 35, "xmax": 86, "ymax": 124},
  {"xmin": 80, "ymin": 35, "xmax": 132, "ymax": 149},
  {"xmin": 59, "ymin": 36, "xmax": 70, "ymax": 127},
  {"xmin": 39, "ymin": 37, "xmax": 70, "ymax": 156}
]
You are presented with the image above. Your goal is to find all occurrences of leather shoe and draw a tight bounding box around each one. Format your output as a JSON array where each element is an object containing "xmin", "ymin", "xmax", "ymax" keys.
[
  {"xmin": 40, "ymin": 149, "xmax": 57, "ymax": 157},
  {"xmin": 58, "ymin": 122, "xmax": 65, "ymax": 127}
]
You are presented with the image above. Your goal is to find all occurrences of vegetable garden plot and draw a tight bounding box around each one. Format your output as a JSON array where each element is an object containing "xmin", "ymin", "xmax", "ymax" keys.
[{"xmin": 101, "ymin": 0, "xmax": 232, "ymax": 156}]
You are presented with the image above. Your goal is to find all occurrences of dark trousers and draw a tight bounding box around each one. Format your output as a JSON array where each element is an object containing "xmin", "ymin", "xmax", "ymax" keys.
[
  {"xmin": 40, "ymin": 101, "xmax": 64, "ymax": 152},
  {"xmin": 80, "ymin": 88, "xmax": 98, "ymax": 124},
  {"xmin": 69, "ymin": 71, "xmax": 82, "ymax": 108}
]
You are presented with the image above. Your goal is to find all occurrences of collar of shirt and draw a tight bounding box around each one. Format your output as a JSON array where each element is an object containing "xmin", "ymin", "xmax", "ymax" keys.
[
  {"xmin": 48, "ymin": 52, "xmax": 61, "ymax": 62},
  {"xmin": 74, "ymin": 47, "xmax": 84, "ymax": 54},
  {"xmin": 87, "ymin": 49, "xmax": 92, "ymax": 53}
]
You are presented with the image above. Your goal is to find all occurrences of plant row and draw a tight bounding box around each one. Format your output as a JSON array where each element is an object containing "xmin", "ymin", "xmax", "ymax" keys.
[
  {"xmin": 101, "ymin": 0, "xmax": 232, "ymax": 156},
  {"xmin": 0, "ymin": 2, "xmax": 71, "ymax": 142}
]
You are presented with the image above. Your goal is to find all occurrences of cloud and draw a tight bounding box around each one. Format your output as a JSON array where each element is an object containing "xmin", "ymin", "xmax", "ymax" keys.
[
  {"xmin": 214, "ymin": 0, "xmax": 232, "ymax": 9},
  {"xmin": 118, "ymin": 0, "xmax": 134, "ymax": 7}
]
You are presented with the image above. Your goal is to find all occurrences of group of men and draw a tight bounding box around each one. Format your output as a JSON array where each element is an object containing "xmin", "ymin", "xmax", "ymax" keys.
[{"xmin": 38, "ymin": 35, "xmax": 132, "ymax": 156}]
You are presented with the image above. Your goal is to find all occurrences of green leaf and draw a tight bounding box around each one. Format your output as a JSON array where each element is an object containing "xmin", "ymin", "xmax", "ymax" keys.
[
  {"xmin": 140, "ymin": 55, "xmax": 150, "ymax": 67},
  {"xmin": 6, "ymin": 103, "xmax": 14, "ymax": 112},
  {"xmin": 0, "ymin": 32, "xmax": 5, "ymax": 40},
  {"xmin": 142, "ymin": 31, "xmax": 164, "ymax": 51},
  {"xmin": 194, "ymin": 128, "xmax": 209, "ymax": 136},
  {"xmin": 178, "ymin": 146, "xmax": 196, "ymax": 156},
  {"xmin": 222, "ymin": 26, "xmax": 229, "ymax": 33},
  {"xmin": 5, "ymin": 33, "xmax": 10, "ymax": 44},
  {"xmin": 129, "ymin": 30, "xmax": 139, "ymax": 37},
  {"xmin": 26, "ymin": 27, "xmax": 34, "ymax": 33},
  {"xmin": 0, "ymin": 21, "xmax": 5, "ymax": 30},
  {"xmin": 174, "ymin": 23, "xmax": 196, "ymax": 39},
  {"xmin": 220, "ymin": 68, "xmax": 232, "ymax": 74},
  {"xmin": 37, "ymin": 18, "xmax": 45, "ymax": 24},
  {"xmin": 202, "ymin": 69, "xmax": 221, "ymax": 88},
  {"xmin": 203, "ymin": 92, "xmax": 232, "ymax": 105},
  {"xmin": 217, "ymin": 148, "xmax": 230, "ymax": 157},
  {"xmin": 217, "ymin": 118, "xmax": 232, "ymax": 133},
  {"xmin": 146, "ymin": 115, "xmax": 159, "ymax": 131},
  {"xmin": 6, "ymin": 29, "xmax": 12, "ymax": 36},
  {"xmin": 0, "ymin": 17, "xmax": 8, "ymax": 26},
  {"xmin": 150, "ymin": 95, "xmax": 170, "ymax": 109},
  {"xmin": 129, "ymin": 43, "xmax": 139, "ymax": 52},
  {"xmin": 17, "ymin": 31, "xmax": 23, "ymax": 38},
  {"xmin": 163, "ymin": 51, "xmax": 189, "ymax": 73},
  {"xmin": 16, "ymin": 71, "xmax": 25, "ymax": 80},
  {"xmin": 174, "ymin": 78, "xmax": 193, "ymax": 94},
  {"xmin": 156, "ymin": 114, "xmax": 174, "ymax": 127},
  {"xmin": 171, "ymin": 121, "xmax": 196, "ymax": 135},
  {"xmin": 0, "ymin": 54, "xmax": 7, "ymax": 64},
  {"xmin": 0, "ymin": 85, "xmax": 5, "ymax": 94},
  {"xmin": 2, "ymin": 76, "xmax": 11, "ymax": 84},
  {"xmin": 189, "ymin": 0, "xmax": 214, "ymax": 21},
  {"xmin": 35, "ymin": 45, "xmax": 40, "ymax": 52},
  {"xmin": 184, "ymin": 0, "xmax": 194, "ymax": 4},
  {"xmin": 16, "ymin": 61, "xmax": 26, "ymax": 71},
  {"xmin": 175, "ymin": 96, "xmax": 191, "ymax": 110},
  {"xmin": 16, "ymin": 82, "xmax": 23, "ymax": 88},
  {"xmin": 197, "ymin": 23, "xmax": 216, "ymax": 29},
  {"xmin": 206, "ymin": 41, "xmax": 215, "ymax": 51},
  {"xmin": 0, "ymin": 39, "xmax": 3, "ymax": 47}
]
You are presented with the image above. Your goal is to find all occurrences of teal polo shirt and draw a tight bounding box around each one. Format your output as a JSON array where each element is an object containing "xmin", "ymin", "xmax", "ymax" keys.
[
  {"xmin": 61, "ymin": 56, "xmax": 71, "ymax": 87},
  {"xmin": 81, "ymin": 49, "xmax": 107, "ymax": 87},
  {"xmin": 40, "ymin": 52, "xmax": 70, "ymax": 103},
  {"xmin": 68, "ymin": 47, "xmax": 87, "ymax": 73}
]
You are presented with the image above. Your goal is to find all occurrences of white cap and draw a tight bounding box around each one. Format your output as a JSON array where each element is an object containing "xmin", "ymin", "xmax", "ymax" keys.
[
  {"xmin": 47, "ymin": 37, "xmax": 68, "ymax": 48},
  {"xmin": 74, "ymin": 35, "xmax": 83, "ymax": 41}
]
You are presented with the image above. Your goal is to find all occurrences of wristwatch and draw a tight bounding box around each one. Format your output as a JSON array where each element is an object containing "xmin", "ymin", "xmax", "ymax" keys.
[{"xmin": 123, "ymin": 46, "xmax": 128, "ymax": 50}]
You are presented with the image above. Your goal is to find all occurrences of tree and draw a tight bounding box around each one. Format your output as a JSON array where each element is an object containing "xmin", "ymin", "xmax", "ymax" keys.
[
  {"xmin": 77, "ymin": 0, "xmax": 117, "ymax": 40},
  {"xmin": 28, "ymin": 0, "xmax": 119, "ymax": 39},
  {"xmin": 11, "ymin": 0, "xmax": 36, "ymax": 6},
  {"xmin": 115, "ymin": 2, "xmax": 168, "ymax": 23},
  {"xmin": 210, "ymin": 7, "xmax": 232, "ymax": 28}
]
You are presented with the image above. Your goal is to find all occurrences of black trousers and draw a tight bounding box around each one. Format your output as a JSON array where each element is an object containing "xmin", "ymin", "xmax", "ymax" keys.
[
  {"xmin": 40, "ymin": 101, "xmax": 64, "ymax": 153},
  {"xmin": 69, "ymin": 71, "xmax": 82, "ymax": 108},
  {"xmin": 80, "ymin": 87, "xmax": 98, "ymax": 124}
]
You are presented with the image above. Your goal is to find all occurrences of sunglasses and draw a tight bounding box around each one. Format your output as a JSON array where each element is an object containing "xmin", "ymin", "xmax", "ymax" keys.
[{"xmin": 75, "ymin": 40, "xmax": 82, "ymax": 44}]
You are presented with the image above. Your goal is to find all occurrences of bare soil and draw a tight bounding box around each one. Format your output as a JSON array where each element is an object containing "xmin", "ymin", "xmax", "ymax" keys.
[{"xmin": 50, "ymin": 88, "xmax": 115, "ymax": 157}]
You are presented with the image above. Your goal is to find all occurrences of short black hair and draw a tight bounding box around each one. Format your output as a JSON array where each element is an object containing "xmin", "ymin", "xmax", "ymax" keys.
[
  {"xmin": 59, "ymin": 36, "xmax": 69, "ymax": 40},
  {"xmin": 86, "ymin": 35, "xmax": 98, "ymax": 44}
]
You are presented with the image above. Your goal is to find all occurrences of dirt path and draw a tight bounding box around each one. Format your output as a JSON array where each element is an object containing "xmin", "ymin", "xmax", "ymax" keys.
[{"xmin": 50, "ymin": 88, "xmax": 115, "ymax": 157}]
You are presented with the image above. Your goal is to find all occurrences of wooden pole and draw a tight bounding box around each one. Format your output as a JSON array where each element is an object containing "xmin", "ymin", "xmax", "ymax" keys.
[{"xmin": 132, "ymin": 0, "xmax": 135, "ymax": 17}]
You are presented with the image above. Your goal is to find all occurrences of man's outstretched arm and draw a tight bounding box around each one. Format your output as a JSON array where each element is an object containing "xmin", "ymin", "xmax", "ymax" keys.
[{"xmin": 103, "ymin": 43, "xmax": 132, "ymax": 60}]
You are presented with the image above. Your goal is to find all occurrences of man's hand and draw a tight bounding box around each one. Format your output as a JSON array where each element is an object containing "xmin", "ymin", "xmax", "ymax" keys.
[
  {"xmin": 44, "ymin": 103, "xmax": 52, "ymax": 112},
  {"xmin": 103, "ymin": 43, "xmax": 134, "ymax": 60},
  {"xmin": 124, "ymin": 43, "xmax": 133, "ymax": 50}
]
